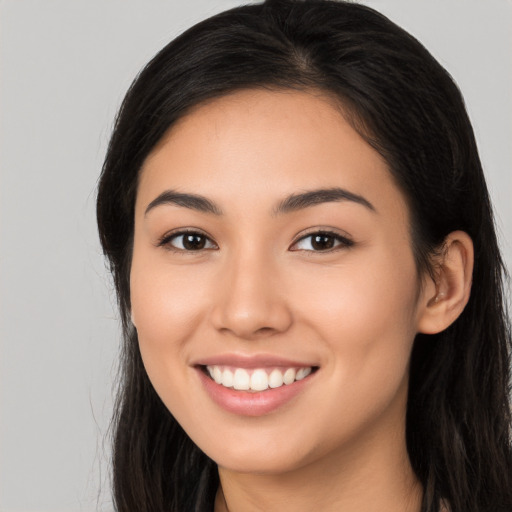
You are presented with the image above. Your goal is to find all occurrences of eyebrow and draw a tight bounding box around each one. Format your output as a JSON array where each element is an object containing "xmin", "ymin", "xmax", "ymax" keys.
[
  {"xmin": 145, "ymin": 191, "xmax": 223, "ymax": 216},
  {"xmin": 144, "ymin": 187, "xmax": 375, "ymax": 217},
  {"xmin": 272, "ymin": 187, "xmax": 375, "ymax": 216}
]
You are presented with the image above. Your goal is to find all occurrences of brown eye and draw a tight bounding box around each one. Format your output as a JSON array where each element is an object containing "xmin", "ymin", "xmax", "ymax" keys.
[
  {"xmin": 159, "ymin": 231, "xmax": 217, "ymax": 252},
  {"xmin": 182, "ymin": 233, "xmax": 207, "ymax": 250},
  {"xmin": 311, "ymin": 234, "xmax": 336, "ymax": 250},
  {"xmin": 291, "ymin": 231, "xmax": 353, "ymax": 252}
]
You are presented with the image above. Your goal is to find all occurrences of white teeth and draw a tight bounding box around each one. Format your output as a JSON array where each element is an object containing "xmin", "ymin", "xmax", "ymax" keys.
[
  {"xmin": 206, "ymin": 365, "xmax": 313, "ymax": 391},
  {"xmin": 283, "ymin": 368, "xmax": 296, "ymax": 385},
  {"xmin": 221, "ymin": 368, "xmax": 234, "ymax": 388},
  {"xmin": 268, "ymin": 369, "xmax": 284, "ymax": 388},
  {"xmin": 250, "ymin": 369, "xmax": 269, "ymax": 391},
  {"xmin": 213, "ymin": 366, "xmax": 223, "ymax": 384},
  {"xmin": 233, "ymin": 368, "xmax": 250, "ymax": 390},
  {"xmin": 295, "ymin": 367, "xmax": 311, "ymax": 381}
]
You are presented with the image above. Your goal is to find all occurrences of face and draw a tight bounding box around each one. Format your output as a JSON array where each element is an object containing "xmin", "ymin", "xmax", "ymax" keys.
[{"xmin": 130, "ymin": 89, "xmax": 428, "ymax": 475}]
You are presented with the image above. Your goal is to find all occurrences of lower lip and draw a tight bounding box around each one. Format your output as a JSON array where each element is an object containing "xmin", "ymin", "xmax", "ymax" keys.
[{"xmin": 195, "ymin": 367, "xmax": 316, "ymax": 416}]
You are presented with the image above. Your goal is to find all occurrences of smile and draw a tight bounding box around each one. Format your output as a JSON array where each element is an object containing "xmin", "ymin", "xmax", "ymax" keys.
[
  {"xmin": 206, "ymin": 365, "xmax": 313, "ymax": 392},
  {"xmin": 195, "ymin": 359, "xmax": 319, "ymax": 416}
]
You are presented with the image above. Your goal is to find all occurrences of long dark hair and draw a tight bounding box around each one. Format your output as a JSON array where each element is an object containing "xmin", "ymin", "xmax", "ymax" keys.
[{"xmin": 96, "ymin": 1, "xmax": 512, "ymax": 510}]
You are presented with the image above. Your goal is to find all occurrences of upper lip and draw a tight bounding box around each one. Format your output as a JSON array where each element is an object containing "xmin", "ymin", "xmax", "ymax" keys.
[{"xmin": 192, "ymin": 353, "xmax": 318, "ymax": 369}]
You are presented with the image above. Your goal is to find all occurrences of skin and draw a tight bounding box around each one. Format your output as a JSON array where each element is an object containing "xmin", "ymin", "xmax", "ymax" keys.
[{"xmin": 130, "ymin": 89, "xmax": 473, "ymax": 512}]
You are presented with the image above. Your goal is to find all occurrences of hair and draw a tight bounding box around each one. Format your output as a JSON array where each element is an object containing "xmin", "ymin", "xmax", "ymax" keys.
[{"xmin": 96, "ymin": 1, "xmax": 512, "ymax": 511}]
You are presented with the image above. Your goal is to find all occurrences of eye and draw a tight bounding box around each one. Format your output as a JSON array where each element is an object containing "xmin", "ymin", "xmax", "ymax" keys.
[
  {"xmin": 158, "ymin": 230, "xmax": 217, "ymax": 252},
  {"xmin": 290, "ymin": 231, "xmax": 353, "ymax": 252}
]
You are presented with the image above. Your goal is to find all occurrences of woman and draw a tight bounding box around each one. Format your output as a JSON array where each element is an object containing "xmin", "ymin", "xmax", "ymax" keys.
[{"xmin": 96, "ymin": 1, "xmax": 512, "ymax": 511}]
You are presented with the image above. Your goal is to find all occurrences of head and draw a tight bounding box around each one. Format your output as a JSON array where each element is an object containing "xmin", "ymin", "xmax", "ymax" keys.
[{"xmin": 97, "ymin": 1, "xmax": 511, "ymax": 511}]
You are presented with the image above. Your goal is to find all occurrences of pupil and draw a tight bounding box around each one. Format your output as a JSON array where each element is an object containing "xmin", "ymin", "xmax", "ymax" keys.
[
  {"xmin": 312, "ymin": 234, "xmax": 334, "ymax": 250},
  {"xmin": 183, "ymin": 234, "xmax": 205, "ymax": 250}
]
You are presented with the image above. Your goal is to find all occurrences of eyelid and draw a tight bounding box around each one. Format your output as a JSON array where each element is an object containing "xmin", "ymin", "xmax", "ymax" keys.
[
  {"xmin": 289, "ymin": 229, "xmax": 354, "ymax": 252},
  {"xmin": 156, "ymin": 227, "xmax": 354, "ymax": 253},
  {"xmin": 157, "ymin": 228, "xmax": 218, "ymax": 252}
]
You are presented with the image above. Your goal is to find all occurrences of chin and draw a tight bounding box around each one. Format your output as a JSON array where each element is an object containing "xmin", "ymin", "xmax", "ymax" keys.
[
  {"xmin": 194, "ymin": 424, "xmax": 324, "ymax": 476},
  {"xmin": 213, "ymin": 450, "xmax": 309, "ymax": 475}
]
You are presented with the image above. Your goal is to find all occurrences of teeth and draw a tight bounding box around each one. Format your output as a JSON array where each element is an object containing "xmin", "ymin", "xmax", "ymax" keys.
[
  {"xmin": 295, "ymin": 367, "xmax": 312, "ymax": 381},
  {"xmin": 233, "ymin": 368, "xmax": 250, "ymax": 390},
  {"xmin": 221, "ymin": 368, "xmax": 234, "ymax": 388},
  {"xmin": 213, "ymin": 366, "xmax": 223, "ymax": 384},
  {"xmin": 268, "ymin": 369, "xmax": 284, "ymax": 388},
  {"xmin": 283, "ymin": 368, "xmax": 296, "ymax": 385},
  {"xmin": 250, "ymin": 369, "xmax": 269, "ymax": 391},
  {"xmin": 206, "ymin": 365, "xmax": 313, "ymax": 391}
]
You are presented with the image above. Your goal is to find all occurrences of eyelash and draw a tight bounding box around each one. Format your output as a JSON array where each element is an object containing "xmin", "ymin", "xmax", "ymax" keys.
[
  {"xmin": 157, "ymin": 229, "xmax": 354, "ymax": 254},
  {"xmin": 157, "ymin": 229, "xmax": 217, "ymax": 252},
  {"xmin": 291, "ymin": 230, "xmax": 354, "ymax": 252}
]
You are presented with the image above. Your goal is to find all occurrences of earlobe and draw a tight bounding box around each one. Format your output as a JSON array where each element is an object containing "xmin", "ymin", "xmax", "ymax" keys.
[{"xmin": 417, "ymin": 231, "xmax": 474, "ymax": 335}]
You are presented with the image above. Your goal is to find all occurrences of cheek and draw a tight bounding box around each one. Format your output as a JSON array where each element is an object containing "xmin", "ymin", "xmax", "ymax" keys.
[
  {"xmin": 289, "ymin": 251, "xmax": 420, "ymax": 390},
  {"xmin": 129, "ymin": 250, "xmax": 213, "ymax": 400},
  {"xmin": 130, "ymin": 247, "xmax": 211, "ymax": 338},
  {"xmin": 294, "ymin": 249, "xmax": 417, "ymax": 324}
]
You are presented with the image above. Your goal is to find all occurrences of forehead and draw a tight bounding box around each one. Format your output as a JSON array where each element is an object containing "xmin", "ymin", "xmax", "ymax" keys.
[{"xmin": 136, "ymin": 88, "xmax": 408, "ymax": 220}]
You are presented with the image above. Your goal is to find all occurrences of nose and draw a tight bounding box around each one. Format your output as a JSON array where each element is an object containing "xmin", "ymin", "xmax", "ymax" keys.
[{"xmin": 210, "ymin": 250, "xmax": 293, "ymax": 340}]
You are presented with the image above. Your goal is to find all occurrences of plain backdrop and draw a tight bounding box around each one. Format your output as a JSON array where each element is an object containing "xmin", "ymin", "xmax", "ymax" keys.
[{"xmin": 0, "ymin": 1, "xmax": 510, "ymax": 510}]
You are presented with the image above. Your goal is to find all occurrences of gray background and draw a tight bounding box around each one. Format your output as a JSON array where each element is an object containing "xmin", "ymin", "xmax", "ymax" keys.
[{"xmin": 1, "ymin": 1, "xmax": 510, "ymax": 510}]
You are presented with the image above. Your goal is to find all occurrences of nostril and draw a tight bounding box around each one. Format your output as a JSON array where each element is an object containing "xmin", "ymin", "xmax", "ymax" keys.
[{"xmin": 255, "ymin": 326, "xmax": 276, "ymax": 336}]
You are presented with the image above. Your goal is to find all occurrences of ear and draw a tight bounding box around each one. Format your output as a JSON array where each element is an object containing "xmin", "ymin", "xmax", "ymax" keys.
[
  {"xmin": 130, "ymin": 310, "xmax": 137, "ymax": 327},
  {"xmin": 417, "ymin": 231, "xmax": 474, "ymax": 334}
]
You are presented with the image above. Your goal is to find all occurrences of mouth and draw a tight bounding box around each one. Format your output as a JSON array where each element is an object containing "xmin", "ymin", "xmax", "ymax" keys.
[
  {"xmin": 201, "ymin": 364, "xmax": 318, "ymax": 392},
  {"xmin": 193, "ymin": 355, "xmax": 319, "ymax": 415}
]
